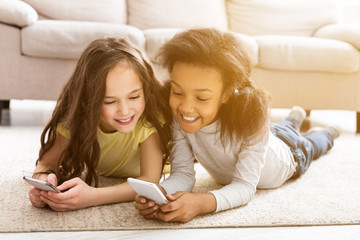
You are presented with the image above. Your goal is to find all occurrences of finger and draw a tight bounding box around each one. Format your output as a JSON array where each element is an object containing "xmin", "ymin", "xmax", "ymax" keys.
[
  {"xmin": 57, "ymin": 178, "xmax": 79, "ymax": 191},
  {"xmin": 30, "ymin": 198, "xmax": 46, "ymax": 208},
  {"xmin": 166, "ymin": 191, "xmax": 185, "ymax": 201},
  {"xmin": 31, "ymin": 198, "xmax": 46, "ymax": 207},
  {"xmin": 29, "ymin": 192, "xmax": 46, "ymax": 207},
  {"xmin": 29, "ymin": 186, "xmax": 41, "ymax": 196},
  {"xmin": 29, "ymin": 187, "xmax": 46, "ymax": 207},
  {"xmin": 166, "ymin": 194, "xmax": 176, "ymax": 201},
  {"xmin": 143, "ymin": 211, "xmax": 158, "ymax": 220},
  {"xmin": 134, "ymin": 201, "xmax": 155, "ymax": 211},
  {"xmin": 135, "ymin": 195, "xmax": 147, "ymax": 204},
  {"xmin": 135, "ymin": 197, "xmax": 155, "ymax": 207},
  {"xmin": 41, "ymin": 191, "xmax": 72, "ymax": 203},
  {"xmin": 138, "ymin": 205, "xmax": 159, "ymax": 216},
  {"xmin": 40, "ymin": 195, "xmax": 70, "ymax": 212},
  {"xmin": 160, "ymin": 202, "xmax": 177, "ymax": 213},
  {"xmin": 157, "ymin": 210, "xmax": 178, "ymax": 222},
  {"xmin": 47, "ymin": 173, "xmax": 58, "ymax": 187}
]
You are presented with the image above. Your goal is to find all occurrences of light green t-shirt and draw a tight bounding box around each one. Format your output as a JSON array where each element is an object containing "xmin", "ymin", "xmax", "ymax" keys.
[{"xmin": 57, "ymin": 119, "xmax": 157, "ymax": 178}]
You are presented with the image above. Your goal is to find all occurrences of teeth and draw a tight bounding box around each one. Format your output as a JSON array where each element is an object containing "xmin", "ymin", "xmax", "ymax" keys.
[
  {"xmin": 182, "ymin": 115, "xmax": 197, "ymax": 121},
  {"xmin": 118, "ymin": 117, "xmax": 132, "ymax": 123}
]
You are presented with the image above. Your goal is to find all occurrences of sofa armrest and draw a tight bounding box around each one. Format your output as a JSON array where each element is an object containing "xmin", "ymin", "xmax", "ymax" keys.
[
  {"xmin": 0, "ymin": 0, "xmax": 38, "ymax": 27},
  {"xmin": 314, "ymin": 23, "xmax": 360, "ymax": 51}
]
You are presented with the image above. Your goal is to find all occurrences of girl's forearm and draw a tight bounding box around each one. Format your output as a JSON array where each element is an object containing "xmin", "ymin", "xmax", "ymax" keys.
[
  {"xmin": 32, "ymin": 162, "xmax": 51, "ymax": 181},
  {"xmin": 92, "ymin": 181, "xmax": 137, "ymax": 206}
]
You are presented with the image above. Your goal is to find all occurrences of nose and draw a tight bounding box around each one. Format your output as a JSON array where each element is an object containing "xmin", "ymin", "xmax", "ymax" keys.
[
  {"xmin": 179, "ymin": 97, "xmax": 194, "ymax": 114},
  {"xmin": 117, "ymin": 101, "xmax": 129, "ymax": 116}
]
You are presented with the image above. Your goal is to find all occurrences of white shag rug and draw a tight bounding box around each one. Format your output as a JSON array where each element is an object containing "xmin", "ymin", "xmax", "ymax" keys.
[{"xmin": 0, "ymin": 126, "xmax": 359, "ymax": 233}]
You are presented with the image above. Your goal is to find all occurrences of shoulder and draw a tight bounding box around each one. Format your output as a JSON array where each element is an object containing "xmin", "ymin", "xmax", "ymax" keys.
[
  {"xmin": 135, "ymin": 117, "xmax": 158, "ymax": 142},
  {"xmin": 56, "ymin": 122, "xmax": 70, "ymax": 139}
]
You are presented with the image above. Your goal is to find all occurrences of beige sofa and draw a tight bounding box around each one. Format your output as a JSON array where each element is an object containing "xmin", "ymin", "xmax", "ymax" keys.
[{"xmin": 1, "ymin": 0, "xmax": 360, "ymax": 132}]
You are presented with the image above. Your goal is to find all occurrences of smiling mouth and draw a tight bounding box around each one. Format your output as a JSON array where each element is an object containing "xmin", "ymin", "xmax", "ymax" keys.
[
  {"xmin": 119, "ymin": 117, "xmax": 132, "ymax": 123},
  {"xmin": 116, "ymin": 115, "xmax": 134, "ymax": 125},
  {"xmin": 181, "ymin": 114, "xmax": 198, "ymax": 122}
]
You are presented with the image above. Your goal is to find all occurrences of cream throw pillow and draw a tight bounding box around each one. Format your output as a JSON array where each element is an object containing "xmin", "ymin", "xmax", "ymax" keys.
[
  {"xmin": 128, "ymin": 0, "xmax": 228, "ymax": 30},
  {"xmin": 21, "ymin": 0, "xmax": 127, "ymax": 24},
  {"xmin": 0, "ymin": 0, "xmax": 38, "ymax": 27},
  {"xmin": 255, "ymin": 35, "xmax": 359, "ymax": 73},
  {"xmin": 314, "ymin": 24, "xmax": 360, "ymax": 50},
  {"xmin": 227, "ymin": 0, "xmax": 340, "ymax": 36}
]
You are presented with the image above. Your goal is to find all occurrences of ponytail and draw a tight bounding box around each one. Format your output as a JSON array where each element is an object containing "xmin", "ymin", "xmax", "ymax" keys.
[{"xmin": 219, "ymin": 79, "xmax": 270, "ymax": 146}]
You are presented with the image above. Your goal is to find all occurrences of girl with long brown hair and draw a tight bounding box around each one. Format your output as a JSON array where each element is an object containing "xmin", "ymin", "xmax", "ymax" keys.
[
  {"xmin": 27, "ymin": 38, "xmax": 171, "ymax": 211},
  {"xmin": 135, "ymin": 28, "xmax": 340, "ymax": 222}
]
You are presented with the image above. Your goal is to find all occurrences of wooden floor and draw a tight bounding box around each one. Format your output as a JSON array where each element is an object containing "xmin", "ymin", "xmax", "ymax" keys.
[{"xmin": 1, "ymin": 100, "xmax": 359, "ymax": 240}]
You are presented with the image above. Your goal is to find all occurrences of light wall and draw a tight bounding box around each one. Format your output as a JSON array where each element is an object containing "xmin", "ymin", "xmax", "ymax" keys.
[{"xmin": 340, "ymin": 0, "xmax": 360, "ymax": 23}]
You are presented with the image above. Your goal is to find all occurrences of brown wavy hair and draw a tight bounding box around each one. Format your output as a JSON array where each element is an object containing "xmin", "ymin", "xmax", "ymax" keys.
[
  {"xmin": 37, "ymin": 38, "xmax": 171, "ymax": 186},
  {"xmin": 159, "ymin": 28, "xmax": 270, "ymax": 145}
]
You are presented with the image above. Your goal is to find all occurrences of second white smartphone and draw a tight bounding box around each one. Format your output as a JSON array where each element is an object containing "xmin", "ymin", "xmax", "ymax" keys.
[{"xmin": 127, "ymin": 178, "xmax": 168, "ymax": 205}]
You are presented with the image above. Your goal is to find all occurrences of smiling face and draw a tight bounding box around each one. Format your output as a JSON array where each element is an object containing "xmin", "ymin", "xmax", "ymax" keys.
[
  {"xmin": 100, "ymin": 61, "xmax": 145, "ymax": 134},
  {"xmin": 169, "ymin": 62, "xmax": 230, "ymax": 134}
]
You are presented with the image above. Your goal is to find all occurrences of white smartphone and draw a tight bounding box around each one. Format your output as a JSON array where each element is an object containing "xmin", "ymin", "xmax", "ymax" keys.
[
  {"xmin": 127, "ymin": 178, "xmax": 168, "ymax": 205},
  {"xmin": 23, "ymin": 176, "xmax": 61, "ymax": 193}
]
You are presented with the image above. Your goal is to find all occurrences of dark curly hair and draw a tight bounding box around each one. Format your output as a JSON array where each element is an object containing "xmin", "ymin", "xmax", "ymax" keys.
[{"xmin": 159, "ymin": 28, "xmax": 270, "ymax": 145}]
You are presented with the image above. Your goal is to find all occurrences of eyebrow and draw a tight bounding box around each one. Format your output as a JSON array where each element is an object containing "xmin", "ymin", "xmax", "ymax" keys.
[
  {"xmin": 104, "ymin": 88, "xmax": 143, "ymax": 98},
  {"xmin": 171, "ymin": 80, "xmax": 213, "ymax": 93}
]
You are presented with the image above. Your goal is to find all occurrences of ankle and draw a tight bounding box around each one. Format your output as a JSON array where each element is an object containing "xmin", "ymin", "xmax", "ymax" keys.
[
  {"xmin": 324, "ymin": 125, "xmax": 341, "ymax": 140},
  {"xmin": 285, "ymin": 106, "xmax": 306, "ymax": 129}
]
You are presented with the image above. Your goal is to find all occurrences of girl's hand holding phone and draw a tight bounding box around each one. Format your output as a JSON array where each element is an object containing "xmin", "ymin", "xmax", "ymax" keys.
[
  {"xmin": 39, "ymin": 177, "xmax": 96, "ymax": 212},
  {"xmin": 156, "ymin": 192, "xmax": 217, "ymax": 223},
  {"xmin": 134, "ymin": 182, "xmax": 167, "ymax": 219},
  {"xmin": 135, "ymin": 194, "xmax": 160, "ymax": 219},
  {"xmin": 28, "ymin": 173, "xmax": 58, "ymax": 208}
]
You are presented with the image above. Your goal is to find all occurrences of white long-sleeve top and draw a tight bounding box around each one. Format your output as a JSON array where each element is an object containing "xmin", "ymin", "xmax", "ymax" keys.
[{"xmin": 160, "ymin": 119, "xmax": 297, "ymax": 212}]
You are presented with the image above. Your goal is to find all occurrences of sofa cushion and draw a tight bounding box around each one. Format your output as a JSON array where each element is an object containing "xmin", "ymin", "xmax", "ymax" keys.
[
  {"xmin": 21, "ymin": 20, "xmax": 145, "ymax": 59},
  {"xmin": 227, "ymin": 0, "xmax": 339, "ymax": 36},
  {"xmin": 143, "ymin": 28, "xmax": 183, "ymax": 62},
  {"xmin": 21, "ymin": 0, "xmax": 126, "ymax": 24},
  {"xmin": 233, "ymin": 32, "xmax": 259, "ymax": 67},
  {"xmin": 143, "ymin": 29, "xmax": 259, "ymax": 66},
  {"xmin": 0, "ymin": 0, "xmax": 38, "ymax": 27},
  {"xmin": 314, "ymin": 24, "xmax": 360, "ymax": 51},
  {"xmin": 255, "ymin": 36, "xmax": 359, "ymax": 73},
  {"xmin": 128, "ymin": 0, "xmax": 228, "ymax": 30}
]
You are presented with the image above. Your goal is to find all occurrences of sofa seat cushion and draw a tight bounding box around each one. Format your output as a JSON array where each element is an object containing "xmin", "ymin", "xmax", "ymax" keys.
[
  {"xmin": 21, "ymin": 20, "xmax": 145, "ymax": 60},
  {"xmin": 128, "ymin": 0, "xmax": 228, "ymax": 30},
  {"xmin": 255, "ymin": 36, "xmax": 359, "ymax": 73},
  {"xmin": 22, "ymin": 0, "xmax": 127, "ymax": 24},
  {"xmin": 144, "ymin": 29, "xmax": 258, "ymax": 66}
]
